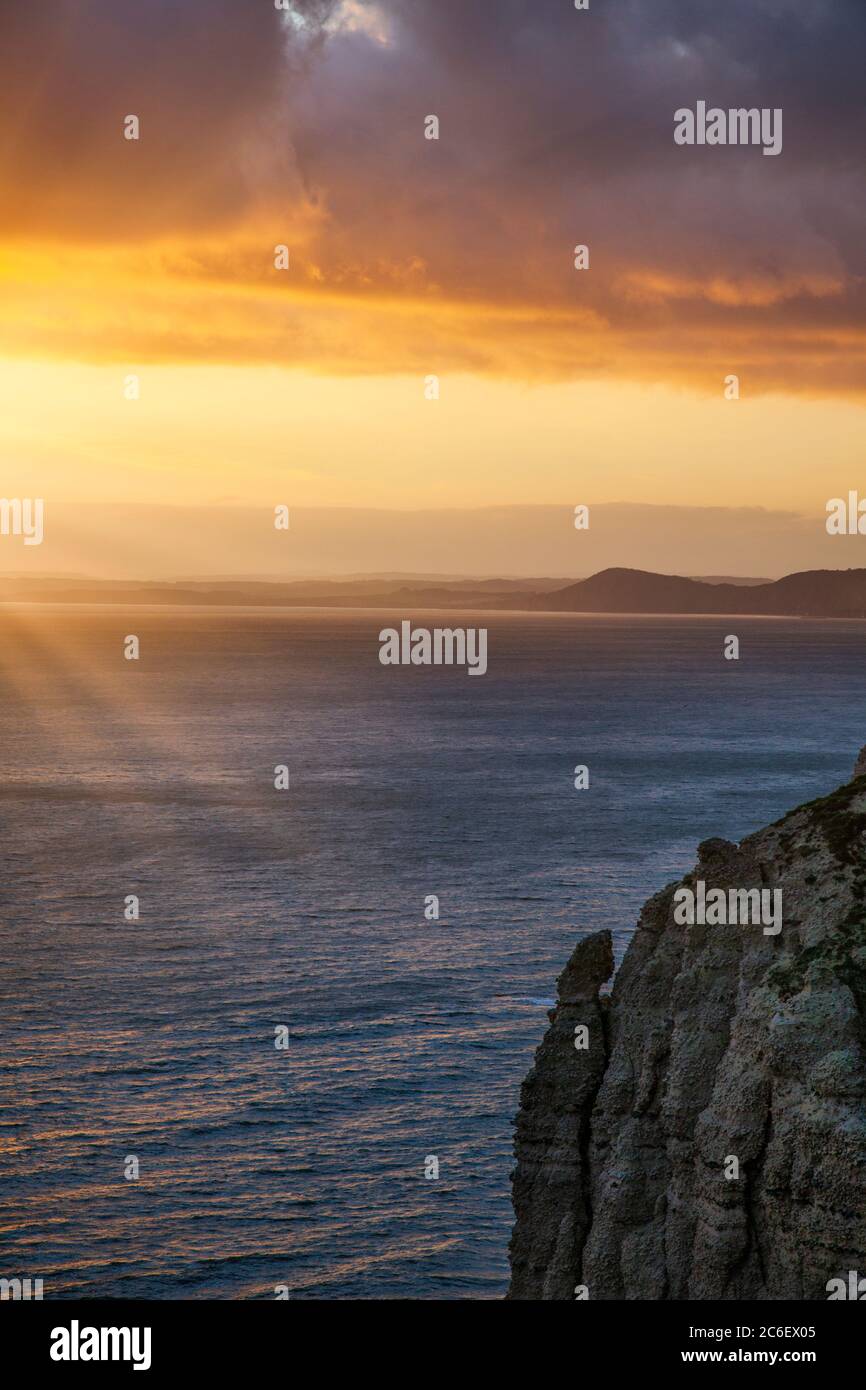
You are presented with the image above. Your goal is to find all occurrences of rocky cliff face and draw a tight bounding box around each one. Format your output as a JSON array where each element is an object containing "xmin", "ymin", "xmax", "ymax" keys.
[{"xmin": 508, "ymin": 760, "xmax": 866, "ymax": 1300}]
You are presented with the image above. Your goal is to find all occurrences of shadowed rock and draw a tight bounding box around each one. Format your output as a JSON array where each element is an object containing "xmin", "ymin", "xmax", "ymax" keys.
[
  {"xmin": 507, "ymin": 931, "xmax": 613, "ymax": 1299},
  {"xmin": 508, "ymin": 763, "xmax": 866, "ymax": 1300}
]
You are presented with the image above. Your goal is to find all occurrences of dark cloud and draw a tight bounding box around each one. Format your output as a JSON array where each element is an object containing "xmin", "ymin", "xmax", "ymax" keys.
[
  {"xmin": 1, "ymin": 0, "xmax": 864, "ymax": 382},
  {"xmin": 0, "ymin": 0, "xmax": 320, "ymax": 237}
]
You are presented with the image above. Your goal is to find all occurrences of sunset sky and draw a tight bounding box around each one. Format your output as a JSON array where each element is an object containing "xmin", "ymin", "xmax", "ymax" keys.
[{"xmin": 1, "ymin": 0, "xmax": 865, "ymax": 573}]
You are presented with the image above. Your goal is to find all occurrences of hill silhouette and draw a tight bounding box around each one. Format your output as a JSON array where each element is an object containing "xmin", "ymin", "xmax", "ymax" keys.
[
  {"xmin": 4, "ymin": 568, "xmax": 866, "ymax": 617},
  {"xmin": 536, "ymin": 567, "xmax": 866, "ymax": 617}
]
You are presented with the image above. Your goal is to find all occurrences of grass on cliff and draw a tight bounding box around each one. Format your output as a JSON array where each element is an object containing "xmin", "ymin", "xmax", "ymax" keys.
[{"xmin": 766, "ymin": 776, "xmax": 866, "ymax": 1009}]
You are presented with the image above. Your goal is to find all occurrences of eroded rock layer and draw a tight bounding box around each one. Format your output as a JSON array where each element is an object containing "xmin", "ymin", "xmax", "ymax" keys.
[{"xmin": 508, "ymin": 767, "xmax": 866, "ymax": 1300}]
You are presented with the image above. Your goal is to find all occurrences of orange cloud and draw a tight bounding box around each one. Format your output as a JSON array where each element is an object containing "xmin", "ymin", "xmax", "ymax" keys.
[{"xmin": 2, "ymin": 0, "xmax": 866, "ymax": 395}]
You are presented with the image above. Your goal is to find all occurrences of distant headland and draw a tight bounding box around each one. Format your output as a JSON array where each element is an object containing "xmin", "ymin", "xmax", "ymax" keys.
[{"xmin": 5, "ymin": 567, "xmax": 866, "ymax": 618}]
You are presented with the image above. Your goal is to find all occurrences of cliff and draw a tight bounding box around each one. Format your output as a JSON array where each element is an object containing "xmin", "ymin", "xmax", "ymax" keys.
[{"xmin": 508, "ymin": 758, "xmax": 866, "ymax": 1299}]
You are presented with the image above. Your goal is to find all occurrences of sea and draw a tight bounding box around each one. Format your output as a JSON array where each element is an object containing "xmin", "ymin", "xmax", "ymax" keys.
[{"xmin": 1, "ymin": 605, "xmax": 864, "ymax": 1299}]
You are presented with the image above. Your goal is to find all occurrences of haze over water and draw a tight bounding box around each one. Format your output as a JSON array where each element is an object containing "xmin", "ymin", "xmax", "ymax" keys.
[{"xmin": 2, "ymin": 606, "xmax": 863, "ymax": 1299}]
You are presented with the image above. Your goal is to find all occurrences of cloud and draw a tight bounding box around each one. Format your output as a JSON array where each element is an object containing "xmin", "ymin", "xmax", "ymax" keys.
[
  {"xmin": 1, "ymin": 0, "xmax": 865, "ymax": 388},
  {"xmin": 2, "ymin": 500, "xmax": 854, "ymax": 581}
]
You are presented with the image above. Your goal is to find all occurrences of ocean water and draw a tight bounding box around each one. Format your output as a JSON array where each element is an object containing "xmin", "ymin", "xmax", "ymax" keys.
[{"xmin": 1, "ymin": 605, "xmax": 865, "ymax": 1300}]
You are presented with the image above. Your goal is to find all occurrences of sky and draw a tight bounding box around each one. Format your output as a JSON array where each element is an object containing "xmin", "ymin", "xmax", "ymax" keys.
[{"xmin": 1, "ymin": 0, "xmax": 865, "ymax": 575}]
